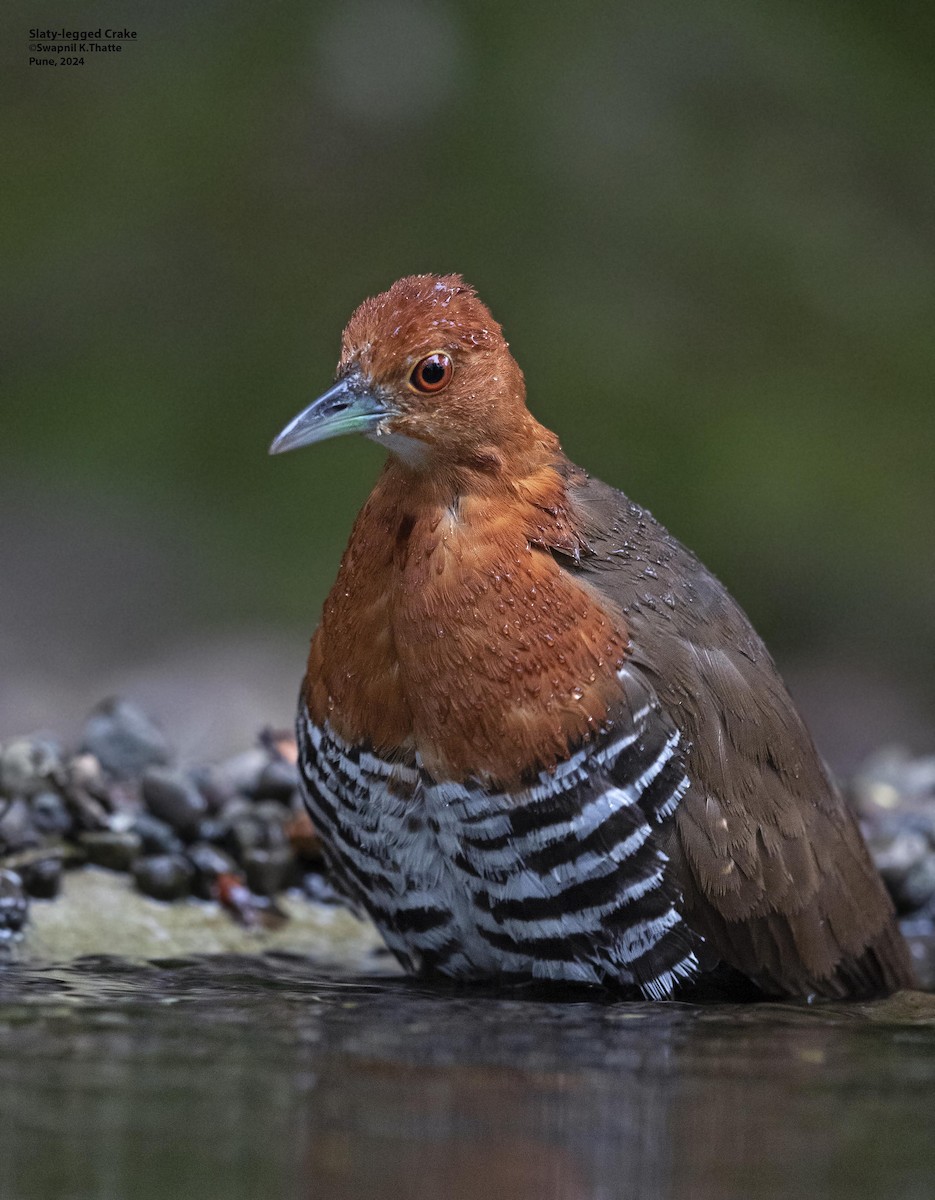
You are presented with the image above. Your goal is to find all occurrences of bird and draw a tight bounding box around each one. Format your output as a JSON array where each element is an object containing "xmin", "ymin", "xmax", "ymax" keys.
[{"xmin": 270, "ymin": 273, "xmax": 914, "ymax": 1001}]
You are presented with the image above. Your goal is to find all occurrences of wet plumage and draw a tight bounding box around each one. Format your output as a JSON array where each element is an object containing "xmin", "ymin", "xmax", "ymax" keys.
[{"xmin": 271, "ymin": 274, "xmax": 913, "ymax": 999}]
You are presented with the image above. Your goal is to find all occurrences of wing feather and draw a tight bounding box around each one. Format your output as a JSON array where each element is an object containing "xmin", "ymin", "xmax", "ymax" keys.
[{"xmin": 557, "ymin": 469, "xmax": 913, "ymax": 997}]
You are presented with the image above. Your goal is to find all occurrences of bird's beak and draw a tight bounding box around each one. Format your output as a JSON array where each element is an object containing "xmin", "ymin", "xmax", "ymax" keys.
[{"xmin": 269, "ymin": 368, "xmax": 392, "ymax": 455}]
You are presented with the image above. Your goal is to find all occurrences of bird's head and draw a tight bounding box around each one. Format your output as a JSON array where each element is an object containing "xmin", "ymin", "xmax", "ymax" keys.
[{"xmin": 270, "ymin": 274, "xmax": 550, "ymax": 472}]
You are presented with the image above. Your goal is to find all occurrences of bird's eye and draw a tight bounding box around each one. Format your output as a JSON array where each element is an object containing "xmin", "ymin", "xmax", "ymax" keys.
[{"xmin": 410, "ymin": 353, "xmax": 453, "ymax": 394}]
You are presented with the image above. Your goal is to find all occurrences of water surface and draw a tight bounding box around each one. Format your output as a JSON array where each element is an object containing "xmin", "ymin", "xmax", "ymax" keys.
[{"xmin": 1, "ymin": 955, "xmax": 933, "ymax": 1200}]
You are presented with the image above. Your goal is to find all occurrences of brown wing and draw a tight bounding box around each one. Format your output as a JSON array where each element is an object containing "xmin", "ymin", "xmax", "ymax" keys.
[{"xmin": 557, "ymin": 468, "xmax": 913, "ymax": 998}]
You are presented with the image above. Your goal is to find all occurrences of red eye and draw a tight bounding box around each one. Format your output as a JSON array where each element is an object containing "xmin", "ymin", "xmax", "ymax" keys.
[{"xmin": 410, "ymin": 353, "xmax": 453, "ymax": 394}]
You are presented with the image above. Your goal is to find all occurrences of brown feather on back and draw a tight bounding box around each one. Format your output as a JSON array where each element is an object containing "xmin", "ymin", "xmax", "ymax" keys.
[{"xmin": 561, "ymin": 471, "xmax": 914, "ymax": 997}]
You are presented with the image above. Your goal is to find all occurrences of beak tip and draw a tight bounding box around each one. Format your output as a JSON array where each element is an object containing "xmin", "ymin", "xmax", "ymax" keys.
[
  {"xmin": 268, "ymin": 426, "xmax": 300, "ymax": 456},
  {"xmin": 269, "ymin": 370, "xmax": 386, "ymax": 458}
]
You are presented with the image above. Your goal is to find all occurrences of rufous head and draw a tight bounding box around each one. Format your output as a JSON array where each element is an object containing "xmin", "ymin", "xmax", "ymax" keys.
[{"xmin": 270, "ymin": 275, "xmax": 547, "ymax": 471}]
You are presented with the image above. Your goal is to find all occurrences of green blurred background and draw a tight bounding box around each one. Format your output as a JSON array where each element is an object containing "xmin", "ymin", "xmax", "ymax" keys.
[{"xmin": 4, "ymin": 0, "xmax": 933, "ymax": 769}]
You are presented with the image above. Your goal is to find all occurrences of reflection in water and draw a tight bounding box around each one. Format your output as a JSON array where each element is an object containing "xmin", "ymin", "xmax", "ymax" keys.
[
  {"xmin": 0, "ymin": 955, "xmax": 933, "ymax": 1200},
  {"xmin": 304, "ymin": 990, "xmax": 681, "ymax": 1200}
]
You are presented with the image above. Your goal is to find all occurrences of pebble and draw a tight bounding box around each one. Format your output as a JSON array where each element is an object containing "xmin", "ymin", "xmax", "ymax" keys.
[
  {"xmin": 64, "ymin": 789, "xmax": 111, "ymax": 833},
  {"xmin": 852, "ymin": 747, "xmax": 935, "ymax": 817},
  {"xmin": 82, "ymin": 698, "xmax": 170, "ymax": 779},
  {"xmin": 103, "ymin": 779, "xmax": 144, "ymax": 818},
  {"xmin": 870, "ymin": 828, "xmax": 928, "ymax": 883},
  {"xmin": 181, "ymin": 768, "xmax": 223, "ymax": 816},
  {"xmin": 223, "ymin": 816, "xmax": 266, "ymax": 863},
  {"xmin": 68, "ymin": 753, "xmax": 107, "ymax": 794},
  {"xmin": 855, "ymin": 746, "xmax": 935, "ymax": 928},
  {"xmin": 64, "ymin": 756, "xmax": 111, "ymax": 832},
  {"xmin": 242, "ymin": 846, "xmax": 296, "ymax": 896},
  {"xmin": 219, "ymin": 795, "xmax": 254, "ymax": 821},
  {"xmin": 200, "ymin": 749, "xmax": 268, "ymax": 804},
  {"xmin": 898, "ymin": 854, "xmax": 935, "ymax": 914},
  {"xmin": 18, "ymin": 855, "xmax": 63, "ymax": 900},
  {"xmin": 193, "ymin": 816, "xmax": 227, "ymax": 845},
  {"xmin": 30, "ymin": 790, "xmax": 73, "ymax": 837},
  {"xmin": 0, "ymin": 798, "xmax": 41, "ymax": 853},
  {"xmin": 141, "ymin": 767, "xmax": 207, "ymax": 840},
  {"xmin": 132, "ymin": 813, "xmax": 184, "ymax": 857},
  {"xmin": 254, "ymin": 800, "xmax": 291, "ymax": 843},
  {"xmin": 0, "ymin": 869, "xmax": 28, "ymax": 934},
  {"xmin": 132, "ymin": 854, "xmax": 194, "ymax": 902},
  {"xmin": 196, "ymin": 798, "xmax": 251, "ymax": 856},
  {"xmin": 0, "ymin": 705, "xmax": 364, "ymax": 927},
  {"xmin": 220, "ymin": 800, "xmax": 291, "ymax": 863},
  {"xmin": 254, "ymin": 759, "xmax": 300, "ymax": 802},
  {"xmin": 79, "ymin": 830, "xmax": 143, "ymax": 873},
  {"xmin": 301, "ymin": 872, "xmax": 342, "ymax": 905},
  {"xmin": 0, "ymin": 737, "xmax": 63, "ymax": 798},
  {"xmin": 186, "ymin": 842, "xmax": 239, "ymax": 899},
  {"xmin": 261, "ymin": 729, "xmax": 298, "ymax": 765}
]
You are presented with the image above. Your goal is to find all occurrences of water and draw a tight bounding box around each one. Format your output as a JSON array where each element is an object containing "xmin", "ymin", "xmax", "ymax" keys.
[{"xmin": 1, "ymin": 955, "xmax": 933, "ymax": 1200}]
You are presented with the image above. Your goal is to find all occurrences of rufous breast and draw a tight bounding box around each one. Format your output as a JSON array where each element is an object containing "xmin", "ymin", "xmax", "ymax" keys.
[{"xmin": 304, "ymin": 463, "xmax": 631, "ymax": 788}]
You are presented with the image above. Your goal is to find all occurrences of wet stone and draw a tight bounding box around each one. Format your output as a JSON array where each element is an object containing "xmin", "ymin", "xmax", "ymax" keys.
[
  {"xmin": 862, "ymin": 807, "xmax": 935, "ymax": 851},
  {"xmin": 254, "ymin": 759, "xmax": 300, "ymax": 802},
  {"xmin": 107, "ymin": 811, "xmax": 136, "ymax": 835},
  {"xmin": 101, "ymin": 778, "xmax": 143, "ymax": 818},
  {"xmin": 898, "ymin": 853, "xmax": 935, "ymax": 913},
  {"xmin": 132, "ymin": 854, "xmax": 193, "ymax": 902},
  {"xmin": 217, "ymin": 796, "xmax": 254, "ymax": 825},
  {"xmin": 197, "ymin": 797, "xmax": 253, "ymax": 857},
  {"xmin": 194, "ymin": 816, "xmax": 227, "ymax": 845},
  {"xmin": 243, "ymin": 846, "xmax": 296, "ymax": 896},
  {"xmin": 853, "ymin": 748, "xmax": 935, "ymax": 815},
  {"xmin": 872, "ymin": 830, "xmax": 929, "ymax": 893},
  {"xmin": 202, "ymin": 749, "xmax": 268, "ymax": 803},
  {"xmin": 261, "ymin": 728, "xmax": 298, "ymax": 764},
  {"xmin": 0, "ymin": 869, "xmax": 28, "ymax": 934},
  {"xmin": 909, "ymin": 812, "xmax": 935, "ymax": 847},
  {"xmin": 64, "ymin": 755, "xmax": 111, "ymax": 832},
  {"xmin": 254, "ymin": 800, "xmax": 290, "ymax": 843},
  {"xmin": 82, "ymin": 698, "xmax": 170, "ymax": 779},
  {"xmin": 19, "ymin": 855, "xmax": 63, "ymax": 900},
  {"xmin": 187, "ymin": 842, "xmax": 239, "ymax": 899},
  {"xmin": 0, "ymin": 737, "xmax": 63, "ymax": 797},
  {"xmin": 184, "ymin": 767, "xmax": 224, "ymax": 815},
  {"xmin": 141, "ymin": 768, "xmax": 207, "ymax": 840},
  {"xmin": 302, "ymin": 871, "xmax": 342, "ymax": 905},
  {"xmin": 79, "ymin": 830, "xmax": 143, "ymax": 873},
  {"xmin": 223, "ymin": 816, "xmax": 266, "ymax": 863},
  {"xmin": 132, "ymin": 813, "xmax": 184, "ymax": 857},
  {"xmin": 30, "ymin": 790, "xmax": 73, "ymax": 837},
  {"xmin": 65, "ymin": 787, "xmax": 111, "ymax": 833},
  {"xmin": 0, "ymin": 798, "xmax": 41, "ymax": 853},
  {"xmin": 68, "ymin": 753, "xmax": 107, "ymax": 797},
  {"xmin": 220, "ymin": 802, "xmax": 288, "ymax": 862}
]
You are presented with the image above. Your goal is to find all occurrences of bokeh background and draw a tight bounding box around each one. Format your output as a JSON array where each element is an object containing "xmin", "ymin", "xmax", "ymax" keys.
[{"xmin": 4, "ymin": 0, "xmax": 934, "ymax": 772}]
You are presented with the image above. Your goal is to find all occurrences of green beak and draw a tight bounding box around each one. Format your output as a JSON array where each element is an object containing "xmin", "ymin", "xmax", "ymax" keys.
[{"xmin": 269, "ymin": 368, "xmax": 391, "ymax": 455}]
